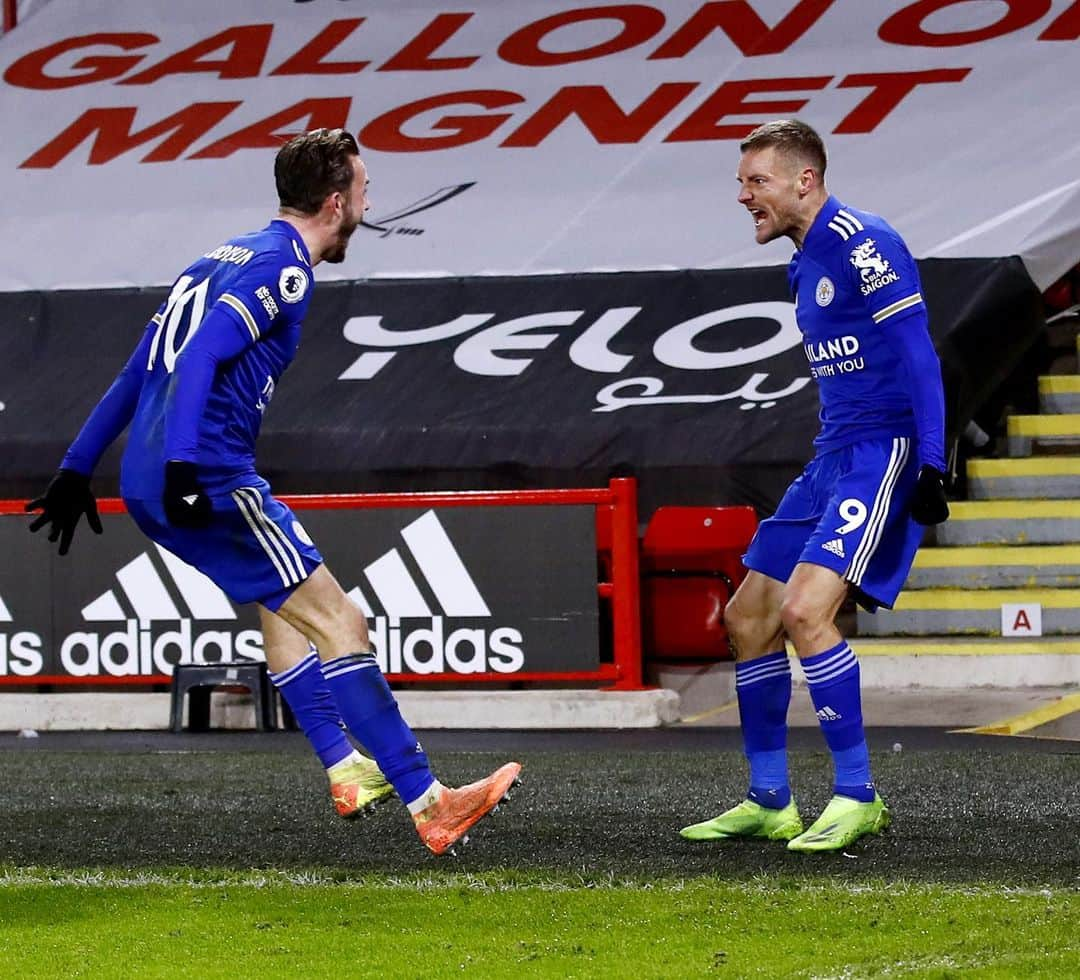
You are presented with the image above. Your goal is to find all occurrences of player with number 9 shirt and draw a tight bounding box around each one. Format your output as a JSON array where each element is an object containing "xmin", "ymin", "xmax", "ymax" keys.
[{"xmin": 680, "ymin": 119, "xmax": 949, "ymax": 853}]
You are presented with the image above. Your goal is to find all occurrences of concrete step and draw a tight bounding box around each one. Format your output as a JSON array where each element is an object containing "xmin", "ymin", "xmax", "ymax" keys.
[
  {"xmin": 966, "ymin": 456, "xmax": 1080, "ymax": 499},
  {"xmin": 0, "ymin": 688, "xmax": 682, "ymax": 732},
  {"xmin": 852, "ymin": 637, "xmax": 1080, "ymax": 690},
  {"xmin": 907, "ymin": 544, "xmax": 1080, "ymax": 589},
  {"xmin": 1039, "ymin": 375, "xmax": 1080, "ymax": 414},
  {"xmin": 857, "ymin": 587, "xmax": 1080, "ymax": 636},
  {"xmin": 855, "ymin": 636, "xmax": 1080, "ymax": 655},
  {"xmin": 1007, "ymin": 413, "xmax": 1080, "ymax": 456},
  {"xmin": 932, "ymin": 499, "xmax": 1080, "ymax": 545},
  {"xmin": 656, "ymin": 651, "xmax": 1080, "ymax": 717}
]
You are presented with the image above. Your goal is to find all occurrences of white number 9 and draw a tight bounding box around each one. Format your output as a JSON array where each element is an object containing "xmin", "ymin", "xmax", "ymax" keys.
[{"xmin": 836, "ymin": 498, "xmax": 868, "ymax": 534}]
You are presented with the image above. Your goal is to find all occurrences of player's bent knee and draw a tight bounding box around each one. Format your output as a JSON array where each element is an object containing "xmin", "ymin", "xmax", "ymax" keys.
[
  {"xmin": 779, "ymin": 590, "xmax": 827, "ymax": 640},
  {"xmin": 277, "ymin": 568, "xmax": 370, "ymax": 655},
  {"xmin": 318, "ymin": 595, "xmax": 369, "ymax": 649},
  {"xmin": 723, "ymin": 596, "xmax": 751, "ymax": 643},
  {"xmin": 724, "ymin": 596, "xmax": 782, "ymax": 660}
]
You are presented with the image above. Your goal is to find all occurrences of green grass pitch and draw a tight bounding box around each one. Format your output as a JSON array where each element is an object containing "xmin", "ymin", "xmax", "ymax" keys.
[{"xmin": 1, "ymin": 739, "xmax": 1077, "ymax": 977}]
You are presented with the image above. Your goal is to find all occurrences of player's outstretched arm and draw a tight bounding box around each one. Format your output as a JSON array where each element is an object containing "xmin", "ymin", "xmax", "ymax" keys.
[
  {"xmin": 27, "ymin": 324, "xmax": 155, "ymax": 554},
  {"xmin": 889, "ymin": 322, "xmax": 949, "ymax": 525},
  {"xmin": 869, "ymin": 251, "xmax": 949, "ymax": 527}
]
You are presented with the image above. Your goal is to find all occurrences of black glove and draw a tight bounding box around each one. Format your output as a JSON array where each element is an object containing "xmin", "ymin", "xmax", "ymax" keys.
[
  {"xmin": 910, "ymin": 465, "xmax": 950, "ymax": 526},
  {"xmin": 26, "ymin": 468, "xmax": 103, "ymax": 556},
  {"xmin": 163, "ymin": 461, "xmax": 212, "ymax": 528}
]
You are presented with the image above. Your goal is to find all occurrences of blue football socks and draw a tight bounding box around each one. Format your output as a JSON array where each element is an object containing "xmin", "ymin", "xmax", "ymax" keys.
[
  {"xmin": 269, "ymin": 652, "xmax": 353, "ymax": 770},
  {"xmin": 802, "ymin": 641, "xmax": 875, "ymax": 802},
  {"xmin": 736, "ymin": 650, "xmax": 793, "ymax": 809},
  {"xmin": 322, "ymin": 652, "xmax": 436, "ymax": 807}
]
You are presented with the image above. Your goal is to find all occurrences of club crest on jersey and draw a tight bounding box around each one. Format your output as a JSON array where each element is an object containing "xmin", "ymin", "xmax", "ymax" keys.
[
  {"xmin": 815, "ymin": 276, "xmax": 835, "ymax": 307},
  {"xmin": 279, "ymin": 266, "xmax": 309, "ymax": 304},
  {"xmin": 291, "ymin": 521, "xmax": 314, "ymax": 546},
  {"xmin": 850, "ymin": 238, "xmax": 900, "ymax": 295}
]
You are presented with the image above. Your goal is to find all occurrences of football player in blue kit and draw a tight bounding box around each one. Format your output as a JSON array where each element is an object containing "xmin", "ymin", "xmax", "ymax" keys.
[
  {"xmin": 26, "ymin": 128, "xmax": 520, "ymax": 856},
  {"xmin": 681, "ymin": 119, "xmax": 949, "ymax": 852}
]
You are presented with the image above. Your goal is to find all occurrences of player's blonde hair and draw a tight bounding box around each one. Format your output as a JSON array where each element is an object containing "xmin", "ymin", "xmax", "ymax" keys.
[{"xmin": 740, "ymin": 119, "xmax": 827, "ymax": 178}]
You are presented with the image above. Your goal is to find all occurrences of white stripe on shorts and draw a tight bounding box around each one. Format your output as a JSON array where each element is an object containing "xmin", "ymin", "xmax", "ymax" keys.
[
  {"xmin": 231, "ymin": 488, "xmax": 305, "ymax": 588},
  {"xmin": 235, "ymin": 487, "xmax": 306, "ymax": 583},
  {"xmin": 847, "ymin": 437, "xmax": 909, "ymax": 586}
]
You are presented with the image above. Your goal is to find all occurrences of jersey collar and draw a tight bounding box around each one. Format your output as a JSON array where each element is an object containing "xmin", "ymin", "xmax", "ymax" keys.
[
  {"xmin": 270, "ymin": 219, "xmax": 312, "ymax": 268},
  {"xmin": 799, "ymin": 195, "xmax": 845, "ymax": 255}
]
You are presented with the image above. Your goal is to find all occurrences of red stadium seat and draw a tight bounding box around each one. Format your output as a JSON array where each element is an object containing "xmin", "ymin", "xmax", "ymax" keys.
[{"xmin": 640, "ymin": 506, "xmax": 758, "ymax": 663}]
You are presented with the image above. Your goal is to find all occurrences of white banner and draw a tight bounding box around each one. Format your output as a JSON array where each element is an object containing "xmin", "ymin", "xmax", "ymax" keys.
[{"xmin": 1, "ymin": 0, "xmax": 1079, "ymax": 290}]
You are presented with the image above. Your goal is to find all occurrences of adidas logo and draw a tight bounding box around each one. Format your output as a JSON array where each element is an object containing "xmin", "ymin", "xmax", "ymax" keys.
[
  {"xmin": 345, "ymin": 511, "xmax": 491, "ymax": 619},
  {"xmin": 4, "ymin": 512, "xmax": 525, "ymax": 679},
  {"xmin": 62, "ymin": 544, "xmax": 261, "ymax": 676},
  {"xmin": 822, "ymin": 538, "xmax": 845, "ymax": 558},
  {"xmin": 816, "ymin": 705, "xmax": 842, "ymax": 722},
  {"xmin": 345, "ymin": 511, "xmax": 524, "ymax": 675}
]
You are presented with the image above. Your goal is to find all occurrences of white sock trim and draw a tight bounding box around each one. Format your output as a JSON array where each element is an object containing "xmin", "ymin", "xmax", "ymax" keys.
[
  {"xmin": 325, "ymin": 750, "xmax": 363, "ymax": 777},
  {"xmin": 406, "ymin": 780, "xmax": 443, "ymax": 816}
]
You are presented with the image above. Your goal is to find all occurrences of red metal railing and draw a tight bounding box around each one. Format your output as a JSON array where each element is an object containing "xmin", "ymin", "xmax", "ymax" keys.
[{"xmin": 0, "ymin": 478, "xmax": 644, "ymax": 690}]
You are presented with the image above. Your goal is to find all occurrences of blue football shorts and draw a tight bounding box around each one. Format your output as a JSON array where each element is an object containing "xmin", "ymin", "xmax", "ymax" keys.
[
  {"xmin": 126, "ymin": 479, "xmax": 323, "ymax": 611},
  {"xmin": 743, "ymin": 436, "xmax": 925, "ymax": 611}
]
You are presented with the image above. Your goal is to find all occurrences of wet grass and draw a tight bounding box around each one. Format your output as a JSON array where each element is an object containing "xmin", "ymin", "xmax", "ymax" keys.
[
  {"xmin": 1, "ymin": 872, "xmax": 1076, "ymax": 978},
  {"xmin": 1, "ymin": 737, "xmax": 1077, "ymax": 976}
]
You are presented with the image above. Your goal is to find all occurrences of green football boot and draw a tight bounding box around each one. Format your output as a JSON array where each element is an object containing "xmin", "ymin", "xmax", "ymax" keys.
[
  {"xmin": 680, "ymin": 798, "xmax": 803, "ymax": 842},
  {"xmin": 328, "ymin": 754, "xmax": 394, "ymax": 819},
  {"xmin": 787, "ymin": 792, "xmax": 891, "ymax": 852}
]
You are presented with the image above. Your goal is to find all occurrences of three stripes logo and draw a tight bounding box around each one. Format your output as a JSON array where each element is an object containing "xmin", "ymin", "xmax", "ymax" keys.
[
  {"xmin": 821, "ymin": 538, "xmax": 845, "ymax": 559},
  {"xmin": 79, "ymin": 508, "xmax": 496, "ymax": 624},
  {"xmin": 342, "ymin": 511, "xmax": 524, "ymax": 675},
  {"xmin": 82, "ymin": 544, "xmax": 236, "ymax": 623},
  {"xmin": 827, "ymin": 207, "xmax": 864, "ymax": 242},
  {"xmin": 345, "ymin": 511, "xmax": 490, "ymax": 620}
]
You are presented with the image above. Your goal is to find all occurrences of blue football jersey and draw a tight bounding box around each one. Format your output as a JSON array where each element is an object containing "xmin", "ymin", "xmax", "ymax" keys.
[
  {"xmin": 789, "ymin": 196, "xmax": 939, "ymax": 460},
  {"xmin": 120, "ymin": 220, "xmax": 313, "ymax": 499}
]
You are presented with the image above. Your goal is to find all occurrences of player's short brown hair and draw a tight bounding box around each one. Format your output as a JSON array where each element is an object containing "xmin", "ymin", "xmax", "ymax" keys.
[
  {"xmin": 274, "ymin": 128, "xmax": 360, "ymax": 215},
  {"xmin": 740, "ymin": 119, "xmax": 827, "ymax": 178}
]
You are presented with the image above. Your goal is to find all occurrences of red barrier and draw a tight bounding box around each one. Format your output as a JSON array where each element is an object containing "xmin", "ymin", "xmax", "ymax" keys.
[{"xmin": 0, "ymin": 478, "xmax": 644, "ymax": 690}]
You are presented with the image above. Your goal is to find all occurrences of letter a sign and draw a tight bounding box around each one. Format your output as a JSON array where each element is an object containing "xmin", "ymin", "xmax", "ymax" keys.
[{"xmin": 1001, "ymin": 603, "xmax": 1042, "ymax": 637}]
